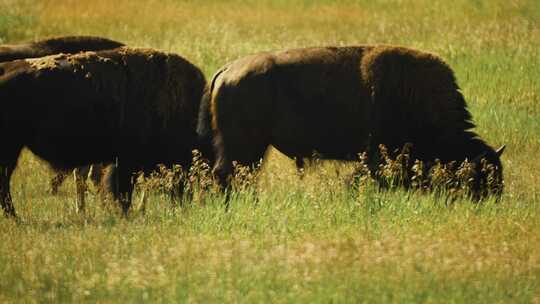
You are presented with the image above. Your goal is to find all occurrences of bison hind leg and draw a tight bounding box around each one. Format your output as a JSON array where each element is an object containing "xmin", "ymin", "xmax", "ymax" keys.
[
  {"xmin": 0, "ymin": 144, "xmax": 22, "ymax": 218},
  {"xmin": 212, "ymin": 132, "xmax": 268, "ymax": 208},
  {"xmin": 0, "ymin": 165, "xmax": 17, "ymax": 218},
  {"xmin": 295, "ymin": 157, "xmax": 306, "ymax": 179}
]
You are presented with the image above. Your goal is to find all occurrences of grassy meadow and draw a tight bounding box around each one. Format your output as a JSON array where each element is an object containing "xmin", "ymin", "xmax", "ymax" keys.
[{"xmin": 1, "ymin": 0, "xmax": 539, "ymax": 302}]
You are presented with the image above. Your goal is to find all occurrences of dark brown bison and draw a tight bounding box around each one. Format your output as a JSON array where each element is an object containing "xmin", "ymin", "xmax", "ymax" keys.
[
  {"xmin": 0, "ymin": 47, "xmax": 207, "ymax": 218},
  {"xmin": 198, "ymin": 45, "xmax": 505, "ymax": 199},
  {"xmin": 0, "ymin": 36, "xmax": 125, "ymax": 200},
  {"xmin": 0, "ymin": 35, "xmax": 124, "ymax": 62}
]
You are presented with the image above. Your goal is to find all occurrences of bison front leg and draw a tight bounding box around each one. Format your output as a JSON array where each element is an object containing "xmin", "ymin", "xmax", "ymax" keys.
[
  {"xmin": 101, "ymin": 162, "xmax": 134, "ymax": 217},
  {"xmin": 117, "ymin": 172, "xmax": 134, "ymax": 217},
  {"xmin": 0, "ymin": 166, "xmax": 16, "ymax": 218},
  {"xmin": 295, "ymin": 156, "xmax": 306, "ymax": 179},
  {"xmin": 0, "ymin": 144, "xmax": 21, "ymax": 218}
]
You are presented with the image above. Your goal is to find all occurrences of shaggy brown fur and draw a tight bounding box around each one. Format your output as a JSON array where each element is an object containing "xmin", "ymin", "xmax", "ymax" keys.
[
  {"xmin": 198, "ymin": 45, "xmax": 504, "ymax": 199},
  {"xmin": 0, "ymin": 36, "xmax": 124, "ymax": 62},
  {"xmin": 0, "ymin": 35, "xmax": 125, "ymax": 199},
  {"xmin": 0, "ymin": 47, "xmax": 207, "ymax": 217}
]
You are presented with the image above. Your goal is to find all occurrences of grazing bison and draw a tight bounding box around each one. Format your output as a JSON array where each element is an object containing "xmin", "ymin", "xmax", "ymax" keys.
[
  {"xmin": 0, "ymin": 35, "xmax": 125, "ymax": 198},
  {"xmin": 0, "ymin": 35, "xmax": 125, "ymax": 62},
  {"xmin": 0, "ymin": 47, "xmax": 207, "ymax": 218},
  {"xmin": 198, "ymin": 45, "xmax": 505, "ymax": 199}
]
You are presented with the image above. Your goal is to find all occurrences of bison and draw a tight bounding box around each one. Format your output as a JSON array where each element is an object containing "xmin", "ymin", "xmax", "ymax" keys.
[
  {"xmin": 0, "ymin": 47, "xmax": 208, "ymax": 218},
  {"xmin": 198, "ymin": 45, "xmax": 505, "ymax": 199},
  {"xmin": 0, "ymin": 35, "xmax": 125, "ymax": 200}
]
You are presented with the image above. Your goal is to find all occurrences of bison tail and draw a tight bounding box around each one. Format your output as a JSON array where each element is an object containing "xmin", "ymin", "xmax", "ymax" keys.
[
  {"xmin": 195, "ymin": 83, "xmax": 216, "ymax": 162},
  {"xmin": 196, "ymin": 83, "xmax": 213, "ymax": 140},
  {"xmin": 196, "ymin": 65, "xmax": 229, "ymax": 140}
]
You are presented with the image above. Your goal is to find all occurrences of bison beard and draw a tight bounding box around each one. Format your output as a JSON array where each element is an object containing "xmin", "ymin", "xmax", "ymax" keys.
[
  {"xmin": 198, "ymin": 45, "xmax": 504, "ymax": 200},
  {"xmin": 0, "ymin": 47, "xmax": 207, "ymax": 218}
]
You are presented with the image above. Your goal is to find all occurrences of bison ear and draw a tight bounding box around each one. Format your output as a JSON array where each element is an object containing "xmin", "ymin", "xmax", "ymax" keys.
[{"xmin": 496, "ymin": 145, "xmax": 506, "ymax": 157}]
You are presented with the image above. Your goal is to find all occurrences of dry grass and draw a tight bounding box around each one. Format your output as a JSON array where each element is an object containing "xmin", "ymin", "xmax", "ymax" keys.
[{"xmin": 1, "ymin": 0, "xmax": 539, "ymax": 302}]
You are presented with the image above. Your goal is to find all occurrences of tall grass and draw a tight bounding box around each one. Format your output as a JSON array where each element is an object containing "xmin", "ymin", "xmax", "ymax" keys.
[{"xmin": 0, "ymin": 0, "xmax": 539, "ymax": 302}]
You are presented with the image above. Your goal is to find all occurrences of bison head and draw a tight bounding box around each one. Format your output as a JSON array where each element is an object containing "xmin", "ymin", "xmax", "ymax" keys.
[{"xmin": 468, "ymin": 145, "xmax": 505, "ymax": 201}]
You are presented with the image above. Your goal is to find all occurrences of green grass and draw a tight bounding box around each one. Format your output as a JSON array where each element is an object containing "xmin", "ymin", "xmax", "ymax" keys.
[{"xmin": 1, "ymin": 0, "xmax": 539, "ymax": 302}]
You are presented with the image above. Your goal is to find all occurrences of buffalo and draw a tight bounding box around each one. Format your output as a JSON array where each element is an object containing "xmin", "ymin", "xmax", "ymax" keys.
[
  {"xmin": 0, "ymin": 36, "xmax": 125, "ymax": 199},
  {"xmin": 198, "ymin": 45, "xmax": 505, "ymax": 199},
  {"xmin": 0, "ymin": 47, "xmax": 208, "ymax": 218}
]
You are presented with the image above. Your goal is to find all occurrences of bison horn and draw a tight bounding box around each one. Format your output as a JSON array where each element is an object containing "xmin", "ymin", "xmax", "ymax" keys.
[
  {"xmin": 496, "ymin": 145, "xmax": 506, "ymax": 157},
  {"xmin": 472, "ymin": 145, "xmax": 506, "ymax": 164}
]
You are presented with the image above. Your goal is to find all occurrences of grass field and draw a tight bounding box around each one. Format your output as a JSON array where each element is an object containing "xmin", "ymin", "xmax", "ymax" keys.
[{"xmin": 1, "ymin": 0, "xmax": 539, "ymax": 302}]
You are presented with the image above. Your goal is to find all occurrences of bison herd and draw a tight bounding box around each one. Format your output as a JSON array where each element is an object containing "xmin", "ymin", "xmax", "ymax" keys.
[{"xmin": 0, "ymin": 36, "xmax": 505, "ymax": 219}]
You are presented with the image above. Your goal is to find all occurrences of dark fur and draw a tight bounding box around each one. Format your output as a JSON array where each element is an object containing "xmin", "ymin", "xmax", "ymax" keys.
[
  {"xmin": 198, "ymin": 45, "xmax": 504, "ymax": 199},
  {"xmin": 0, "ymin": 35, "xmax": 125, "ymax": 195},
  {"xmin": 0, "ymin": 36, "xmax": 124, "ymax": 62},
  {"xmin": 0, "ymin": 47, "xmax": 207, "ymax": 217}
]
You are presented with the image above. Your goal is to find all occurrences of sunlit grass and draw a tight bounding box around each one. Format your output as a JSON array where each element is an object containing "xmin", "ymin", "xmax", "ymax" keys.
[{"xmin": 0, "ymin": 0, "xmax": 539, "ymax": 302}]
